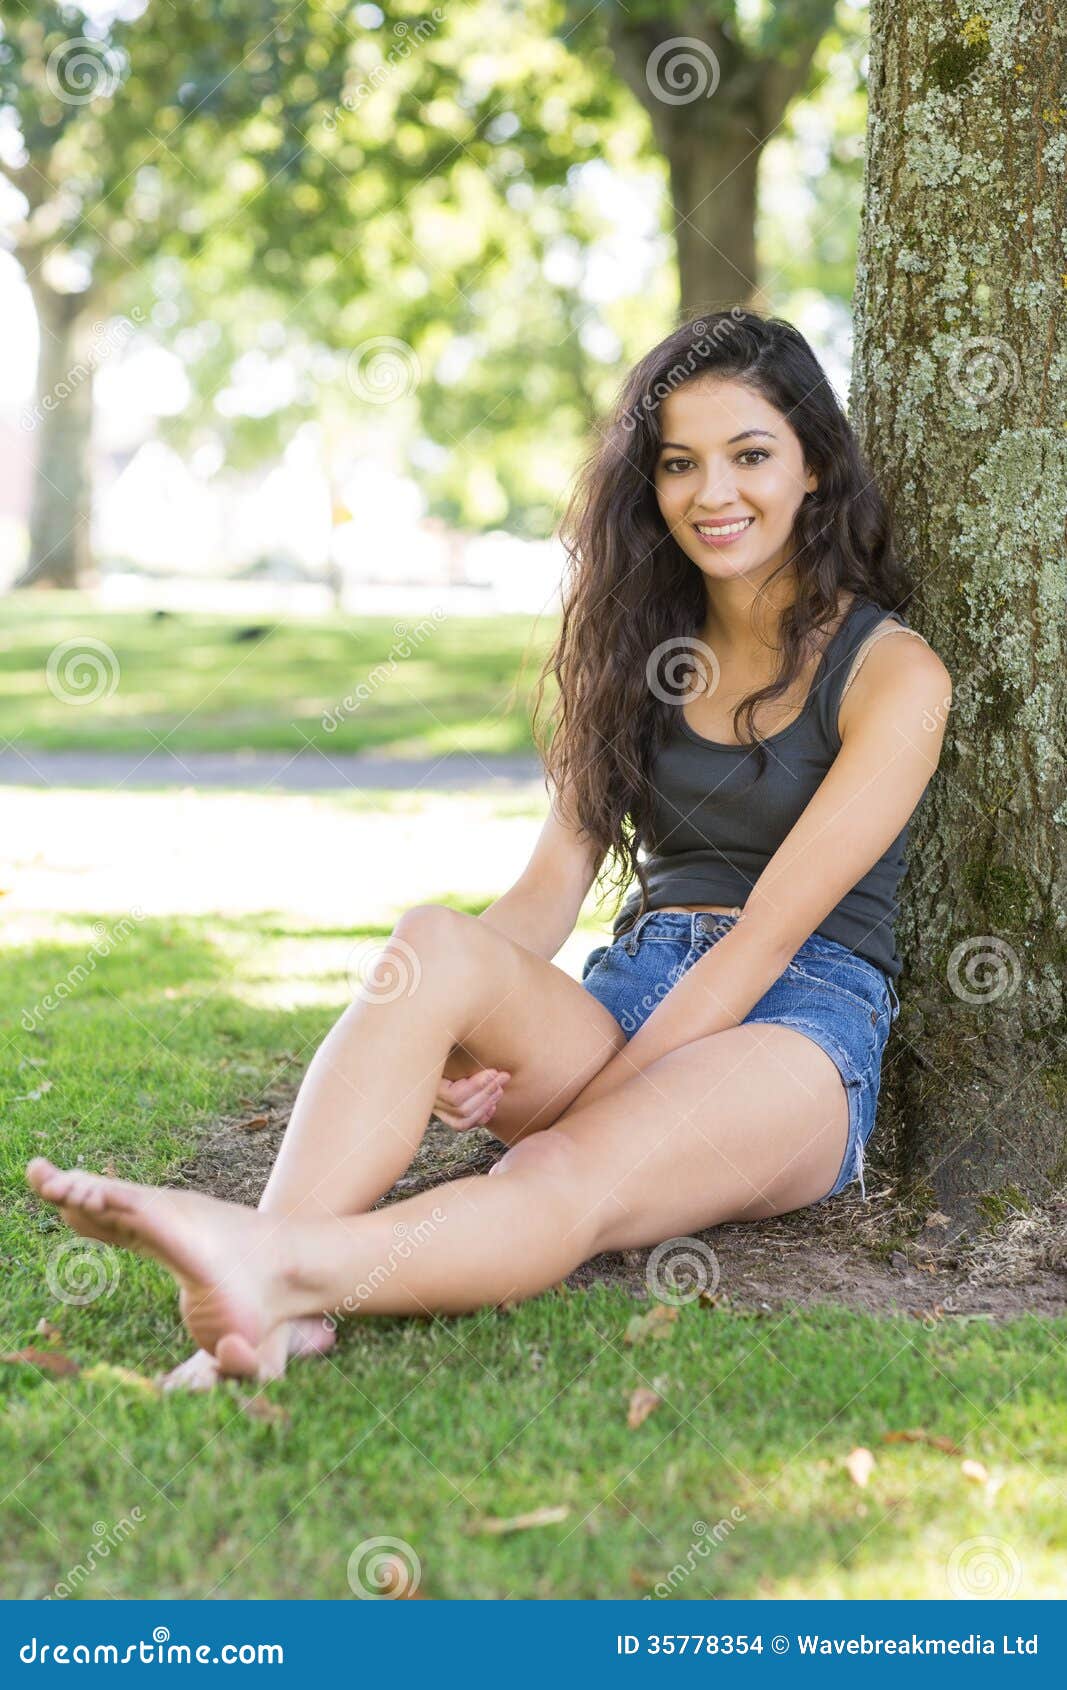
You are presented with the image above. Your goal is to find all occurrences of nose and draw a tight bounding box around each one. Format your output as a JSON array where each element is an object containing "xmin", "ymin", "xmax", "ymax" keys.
[{"xmin": 688, "ymin": 460, "xmax": 741, "ymax": 514}]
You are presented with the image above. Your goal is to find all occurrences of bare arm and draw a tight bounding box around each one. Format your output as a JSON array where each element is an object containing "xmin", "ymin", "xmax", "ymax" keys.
[{"xmin": 570, "ymin": 635, "xmax": 952, "ymax": 1111}]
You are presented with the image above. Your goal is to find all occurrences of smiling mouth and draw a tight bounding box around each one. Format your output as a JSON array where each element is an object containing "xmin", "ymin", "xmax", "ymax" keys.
[{"xmin": 691, "ymin": 516, "xmax": 755, "ymax": 538}]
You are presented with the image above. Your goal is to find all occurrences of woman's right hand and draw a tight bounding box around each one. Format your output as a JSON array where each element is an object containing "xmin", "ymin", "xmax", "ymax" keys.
[{"xmin": 431, "ymin": 1068, "xmax": 511, "ymax": 1132}]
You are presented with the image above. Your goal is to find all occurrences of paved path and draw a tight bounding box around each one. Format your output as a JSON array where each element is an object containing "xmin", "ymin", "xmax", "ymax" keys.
[{"xmin": 0, "ymin": 747, "xmax": 544, "ymax": 792}]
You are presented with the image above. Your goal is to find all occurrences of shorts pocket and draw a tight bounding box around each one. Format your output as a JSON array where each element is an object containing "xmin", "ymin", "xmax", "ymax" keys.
[
  {"xmin": 786, "ymin": 958, "xmax": 888, "ymax": 1024},
  {"xmin": 580, "ymin": 944, "xmax": 611, "ymax": 982}
]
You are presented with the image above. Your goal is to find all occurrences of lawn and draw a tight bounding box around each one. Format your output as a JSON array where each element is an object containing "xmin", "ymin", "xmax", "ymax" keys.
[
  {"xmin": 3, "ymin": 901, "xmax": 1064, "ymax": 1600},
  {"xmin": 0, "ymin": 596, "xmax": 555, "ymax": 757}
]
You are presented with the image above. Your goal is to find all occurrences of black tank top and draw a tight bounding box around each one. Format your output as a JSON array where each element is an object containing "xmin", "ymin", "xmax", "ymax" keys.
[{"xmin": 612, "ymin": 595, "xmax": 919, "ymax": 979}]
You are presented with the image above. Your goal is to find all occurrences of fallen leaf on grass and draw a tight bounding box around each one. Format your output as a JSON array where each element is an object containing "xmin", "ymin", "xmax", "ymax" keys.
[
  {"xmin": 12, "ymin": 1080, "xmax": 53, "ymax": 1102},
  {"xmin": 235, "ymin": 1114, "xmax": 270, "ymax": 1134},
  {"xmin": 624, "ymin": 1304, "xmax": 679, "ymax": 1346},
  {"xmin": 627, "ymin": 1387, "xmax": 662, "ymax": 1429},
  {"xmin": 81, "ymin": 1363, "xmax": 160, "ymax": 1397},
  {"xmin": 1, "ymin": 1347, "xmax": 79, "ymax": 1376},
  {"xmin": 961, "ymin": 1458, "xmax": 989, "ymax": 1484},
  {"xmin": 35, "ymin": 1318, "xmax": 62, "ymax": 1340},
  {"xmin": 463, "ymin": 1505, "xmax": 570, "ymax": 1535},
  {"xmin": 240, "ymin": 1395, "xmax": 290, "ymax": 1425},
  {"xmin": 845, "ymin": 1446, "xmax": 875, "ymax": 1487},
  {"xmin": 883, "ymin": 1428, "xmax": 962, "ymax": 1455}
]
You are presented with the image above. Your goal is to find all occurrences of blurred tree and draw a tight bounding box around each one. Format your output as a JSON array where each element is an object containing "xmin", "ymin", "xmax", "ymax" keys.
[
  {"xmin": 850, "ymin": 0, "xmax": 1067, "ymax": 1225},
  {"xmin": 0, "ymin": 0, "xmax": 633, "ymax": 585},
  {"xmin": 560, "ymin": 0, "xmax": 842, "ymax": 316}
]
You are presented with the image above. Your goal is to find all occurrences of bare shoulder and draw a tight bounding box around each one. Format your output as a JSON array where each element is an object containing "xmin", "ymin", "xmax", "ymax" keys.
[{"xmin": 839, "ymin": 620, "xmax": 953, "ymax": 744}]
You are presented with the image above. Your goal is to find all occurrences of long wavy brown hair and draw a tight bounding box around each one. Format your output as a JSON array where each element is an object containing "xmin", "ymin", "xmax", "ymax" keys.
[{"xmin": 530, "ymin": 307, "xmax": 915, "ymax": 930}]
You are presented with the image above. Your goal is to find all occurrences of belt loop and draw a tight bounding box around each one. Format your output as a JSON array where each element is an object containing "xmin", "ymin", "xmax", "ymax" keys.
[{"xmin": 623, "ymin": 910, "xmax": 653, "ymax": 955}]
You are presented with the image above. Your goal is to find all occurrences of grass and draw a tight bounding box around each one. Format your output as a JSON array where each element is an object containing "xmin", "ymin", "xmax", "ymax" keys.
[
  {"xmin": 3, "ymin": 905, "xmax": 1065, "ymax": 1599},
  {"xmin": 0, "ymin": 597, "xmax": 556, "ymax": 757}
]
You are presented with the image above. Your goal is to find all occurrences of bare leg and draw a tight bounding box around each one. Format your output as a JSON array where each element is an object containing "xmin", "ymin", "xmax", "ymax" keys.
[
  {"xmin": 164, "ymin": 903, "xmax": 624, "ymax": 1386},
  {"xmin": 26, "ymin": 1018, "xmax": 848, "ymax": 1376}
]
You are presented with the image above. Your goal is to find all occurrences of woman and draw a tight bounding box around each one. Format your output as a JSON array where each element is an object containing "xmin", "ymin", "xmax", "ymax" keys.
[{"xmin": 26, "ymin": 309, "xmax": 951, "ymax": 1389}]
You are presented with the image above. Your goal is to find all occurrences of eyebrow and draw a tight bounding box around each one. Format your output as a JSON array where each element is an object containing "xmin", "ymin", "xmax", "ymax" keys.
[{"xmin": 659, "ymin": 429, "xmax": 778, "ymax": 449}]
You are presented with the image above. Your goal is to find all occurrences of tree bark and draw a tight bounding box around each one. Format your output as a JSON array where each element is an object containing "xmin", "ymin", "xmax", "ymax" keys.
[
  {"xmin": 14, "ymin": 281, "xmax": 96, "ymax": 591},
  {"xmin": 850, "ymin": 0, "xmax": 1067, "ymax": 1226},
  {"xmin": 601, "ymin": 4, "xmax": 835, "ymax": 317}
]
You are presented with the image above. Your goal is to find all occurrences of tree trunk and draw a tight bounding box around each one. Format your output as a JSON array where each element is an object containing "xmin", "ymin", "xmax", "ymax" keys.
[
  {"xmin": 850, "ymin": 0, "xmax": 1067, "ymax": 1227},
  {"xmin": 600, "ymin": 4, "xmax": 835, "ymax": 317},
  {"xmin": 14, "ymin": 282, "xmax": 96, "ymax": 591}
]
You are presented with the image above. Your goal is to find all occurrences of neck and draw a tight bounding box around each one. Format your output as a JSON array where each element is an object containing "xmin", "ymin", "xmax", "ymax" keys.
[{"xmin": 699, "ymin": 570, "xmax": 800, "ymax": 659}]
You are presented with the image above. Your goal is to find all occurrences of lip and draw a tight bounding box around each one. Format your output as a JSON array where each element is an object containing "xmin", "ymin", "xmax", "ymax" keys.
[{"xmin": 690, "ymin": 516, "xmax": 755, "ymax": 549}]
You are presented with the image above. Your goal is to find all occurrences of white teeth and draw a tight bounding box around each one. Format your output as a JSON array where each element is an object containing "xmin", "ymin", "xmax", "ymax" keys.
[{"xmin": 694, "ymin": 518, "xmax": 753, "ymax": 536}]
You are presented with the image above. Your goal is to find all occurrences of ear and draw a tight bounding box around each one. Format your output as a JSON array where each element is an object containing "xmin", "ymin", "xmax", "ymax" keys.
[{"xmin": 804, "ymin": 466, "xmax": 818, "ymax": 498}]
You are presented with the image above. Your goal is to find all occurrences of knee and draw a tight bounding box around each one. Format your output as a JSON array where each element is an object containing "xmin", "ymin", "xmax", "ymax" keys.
[
  {"xmin": 392, "ymin": 903, "xmax": 481, "ymax": 971},
  {"xmin": 488, "ymin": 1128, "xmax": 580, "ymax": 1185}
]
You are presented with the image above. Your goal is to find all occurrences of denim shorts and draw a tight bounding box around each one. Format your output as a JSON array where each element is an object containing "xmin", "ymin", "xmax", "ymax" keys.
[{"xmin": 579, "ymin": 908, "xmax": 900, "ymax": 1204}]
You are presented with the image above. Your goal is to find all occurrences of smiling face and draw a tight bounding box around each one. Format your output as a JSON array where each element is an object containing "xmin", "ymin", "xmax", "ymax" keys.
[{"xmin": 653, "ymin": 376, "xmax": 818, "ymax": 592}]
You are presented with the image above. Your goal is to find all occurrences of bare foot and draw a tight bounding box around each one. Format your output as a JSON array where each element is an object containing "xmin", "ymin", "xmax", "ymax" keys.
[
  {"xmin": 162, "ymin": 1318, "xmax": 335, "ymax": 1392},
  {"xmin": 26, "ymin": 1157, "xmax": 302, "ymax": 1372}
]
